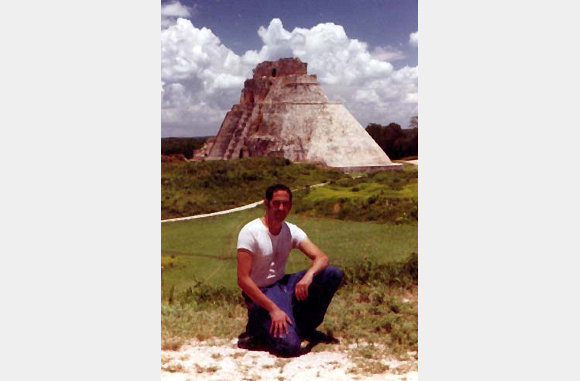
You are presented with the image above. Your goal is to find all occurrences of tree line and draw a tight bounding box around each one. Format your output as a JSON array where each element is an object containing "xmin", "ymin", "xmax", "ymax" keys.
[
  {"xmin": 365, "ymin": 116, "xmax": 418, "ymax": 160},
  {"xmin": 161, "ymin": 137, "xmax": 208, "ymax": 159}
]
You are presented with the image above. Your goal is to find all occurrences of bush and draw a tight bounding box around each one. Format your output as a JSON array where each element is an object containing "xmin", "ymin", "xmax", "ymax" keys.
[
  {"xmin": 164, "ymin": 278, "xmax": 243, "ymax": 307},
  {"xmin": 294, "ymin": 195, "xmax": 417, "ymax": 224},
  {"xmin": 342, "ymin": 252, "xmax": 418, "ymax": 287}
]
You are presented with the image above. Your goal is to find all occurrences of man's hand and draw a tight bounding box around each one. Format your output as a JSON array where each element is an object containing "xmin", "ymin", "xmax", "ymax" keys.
[
  {"xmin": 295, "ymin": 272, "xmax": 313, "ymax": 301},
  {"xmin": 269, "ymin": 308, "xmax": 293, "ymax": 338}
]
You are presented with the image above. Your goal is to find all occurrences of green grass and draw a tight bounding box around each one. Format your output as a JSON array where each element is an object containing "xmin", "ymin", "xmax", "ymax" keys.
[
  {"xmin": 162, "ymin": 207, "xmax": 261, "ymax": 295},
  {"xmin": 162, "ymin": 207, "xmax": 262, "ymax": 256},
  {"xmin": 161, "ymin": 208, "xmax": 417, "ymax": 296},
  {"xmin": 287, "ymin": 215, "xmax": 417, "ymax": 268}
]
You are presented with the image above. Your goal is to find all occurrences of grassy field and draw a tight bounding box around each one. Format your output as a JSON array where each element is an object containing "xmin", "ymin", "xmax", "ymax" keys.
[
  {"xmin": 161, "ymin": 207, "xmax": 417, "ymax": 296},
  {"xmin": 161, "ymin": 161, "xmax": 418, "ymax": 366}
]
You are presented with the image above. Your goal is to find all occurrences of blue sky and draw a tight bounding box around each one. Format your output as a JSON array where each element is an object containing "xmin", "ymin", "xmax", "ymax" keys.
[{"xmin": 161, "ymin": 0, "xmax": 418, "ymax": 137}]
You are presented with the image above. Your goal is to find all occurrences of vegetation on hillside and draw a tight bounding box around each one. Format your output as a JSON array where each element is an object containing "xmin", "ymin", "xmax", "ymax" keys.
[
  {"xmin": 162, "ymin": 157, "xmax": 418, "ymax": 222},
  {"xmin": 161, "ymin": 157, "xmax": 347, "ymax": 219},
  {"xmin": 293, "ymin": 166, "xmax": 418, "ymax": 224}
]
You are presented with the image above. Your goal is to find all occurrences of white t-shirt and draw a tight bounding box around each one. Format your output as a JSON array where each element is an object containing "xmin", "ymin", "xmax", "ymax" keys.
[{"xmin": 237, "ymin": 218, "xmax": 307, "ymax": 287}]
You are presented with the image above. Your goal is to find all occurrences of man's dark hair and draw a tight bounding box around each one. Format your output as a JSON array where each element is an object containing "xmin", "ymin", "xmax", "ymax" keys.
[{"xmin": 265, "ymin": 184, "xmax": 292, "ymax": 202}]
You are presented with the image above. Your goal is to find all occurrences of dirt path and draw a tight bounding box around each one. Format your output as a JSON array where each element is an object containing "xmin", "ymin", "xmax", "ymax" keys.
[{"xmin": 161, "ymin": 339, "xmax": 418, "ymax": 380}]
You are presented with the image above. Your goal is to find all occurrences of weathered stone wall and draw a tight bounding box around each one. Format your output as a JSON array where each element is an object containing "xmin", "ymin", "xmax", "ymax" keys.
[
  {"xmin": 263, "ymin": 75, "xmax": 328, "ymax": 104},
  {"xmin": 252, "ymin": 58, "xmax": 307, "ymax": 78}
]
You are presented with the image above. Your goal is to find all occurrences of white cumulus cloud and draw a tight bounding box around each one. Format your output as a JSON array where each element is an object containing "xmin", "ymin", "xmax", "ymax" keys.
[
  {"xmin": 161, "ymin": 1, "xmax": 191, "ymax": 17},
  {"xmin": 161, "ymin": 17, "xmax": 418, "ymax": 136},
  {"xmin": 409, "ymin": 31, "xmax": 418, "ymax": 47},
  {"xmin": 371, "ymin": 46, "xmax": 406, "ymax": 62}
]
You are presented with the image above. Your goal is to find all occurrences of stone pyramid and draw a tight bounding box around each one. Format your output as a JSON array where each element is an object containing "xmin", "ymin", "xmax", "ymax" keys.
[{"xmin": 204, "ymin": 57, "xmax": 400, "ymax": 170}]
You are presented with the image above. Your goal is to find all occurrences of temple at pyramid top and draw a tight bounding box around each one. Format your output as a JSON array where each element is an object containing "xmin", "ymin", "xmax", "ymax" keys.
[
  {"xmin": 252, "ymin": 58, "xmax": 307, "ymax": 78},
  {"xmin": 201, "ymin": 57, "xmax": 401, "ymax": 171}
]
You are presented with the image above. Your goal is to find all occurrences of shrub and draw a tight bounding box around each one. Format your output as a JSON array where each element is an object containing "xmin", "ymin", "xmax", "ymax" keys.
[
  {"xmin": 163, "ymin": 279, "xmax": 243, "ymax": 307},
  {"xmin": 161, "ymin": 137, "xmax": 209, "ymax": 159},
  {"xmin": 342, "ymin": 253, "xmax": 418, "ymax": 287}
]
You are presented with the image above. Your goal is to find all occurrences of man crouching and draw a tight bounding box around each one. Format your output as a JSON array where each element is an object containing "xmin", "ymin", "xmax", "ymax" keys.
[{"xmin": 236, "ymin": 184, "xmax": 343, "ymax": 357}]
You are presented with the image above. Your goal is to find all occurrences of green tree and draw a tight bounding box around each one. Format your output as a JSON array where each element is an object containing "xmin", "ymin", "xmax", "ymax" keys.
[{"xmin": 365, "ymin": 122, "xmax": 417, "ymax": 159}]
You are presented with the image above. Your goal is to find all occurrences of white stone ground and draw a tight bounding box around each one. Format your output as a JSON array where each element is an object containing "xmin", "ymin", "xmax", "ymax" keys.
[{"xmin": 161, "ymin": 339, "xmax": 418, "ymax": 381}]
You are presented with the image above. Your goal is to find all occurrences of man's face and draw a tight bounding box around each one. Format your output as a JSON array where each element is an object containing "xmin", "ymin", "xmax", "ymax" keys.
[{"xmin": 265, "ymin": 190, "xmax": 292, "ymax": 223}]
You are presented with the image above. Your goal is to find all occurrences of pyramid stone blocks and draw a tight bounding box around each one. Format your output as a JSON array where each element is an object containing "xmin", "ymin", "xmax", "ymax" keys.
[{"xmin": 204, "ymin": 58, "xmax": 400, "ymax": 170}]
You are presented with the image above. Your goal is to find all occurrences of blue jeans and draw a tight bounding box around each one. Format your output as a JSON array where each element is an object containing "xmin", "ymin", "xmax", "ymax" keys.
[{"xmin": 243, "ymin": 266, "xmax": 344, "ymax": 357}]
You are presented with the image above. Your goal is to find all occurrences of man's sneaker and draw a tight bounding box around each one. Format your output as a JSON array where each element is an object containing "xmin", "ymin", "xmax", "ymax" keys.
[
  {"xmin": 237, "ymin": 332, "xmax": 267, "ymax": 351},
  {"xmin": 301, "ymin": 330, "xmax": 339, "ymax": 344}
]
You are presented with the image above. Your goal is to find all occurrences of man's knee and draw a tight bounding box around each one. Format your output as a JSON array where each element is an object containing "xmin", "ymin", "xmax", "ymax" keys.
[
  {"xmin": 319, "ymin": 266, "xmax": 344, "ymax": 288},
  {"xmin": 270, "ymin": 333, "xmax": 301, "ymax": 357},
  {"xmin": 325, "ymin": 266, "xmax": 344, "ymax": 280}
]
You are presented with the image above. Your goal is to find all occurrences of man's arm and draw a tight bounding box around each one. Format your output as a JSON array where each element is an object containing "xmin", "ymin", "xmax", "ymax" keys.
[
  {"xmin": 237, "ymin": 248, "xmax": 292, "ymax": 338},
  {"xmin": 294, "ymin": 238, "xmax": 329, "ymax": 301}
]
